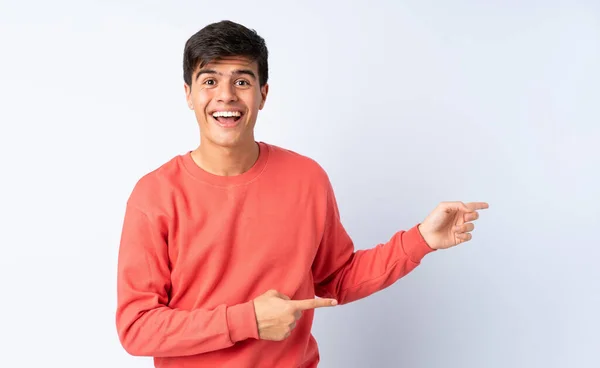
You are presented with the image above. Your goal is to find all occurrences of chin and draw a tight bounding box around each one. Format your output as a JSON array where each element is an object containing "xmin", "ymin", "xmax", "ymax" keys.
[
  {"xmin": 203, "ymin": 123, "xmax": 254, "ymax": 147},
  {"xmin": 207, "ymin": 133, "xmax": 252, "ymax": 149}
]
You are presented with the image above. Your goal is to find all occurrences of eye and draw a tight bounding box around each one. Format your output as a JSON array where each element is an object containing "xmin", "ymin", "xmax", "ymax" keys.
[
  {"xmin": 235, "ymin": 79, "xmax": 250, "ymax": 87},
  {"xmin": 203, "ymin": 79, "xmax": 216, "ymax": 86}
]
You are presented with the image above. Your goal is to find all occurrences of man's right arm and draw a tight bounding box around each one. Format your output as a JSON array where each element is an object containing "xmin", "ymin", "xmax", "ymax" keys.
[{"xmin": 115, "ymin": 203, "xmax": 259, "ymax": 357}]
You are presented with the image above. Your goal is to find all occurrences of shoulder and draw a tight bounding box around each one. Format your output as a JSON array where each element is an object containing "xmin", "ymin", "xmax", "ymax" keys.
[
  {"xmin": 263, "ymin": 142, "xmax": 331, "ymax": 183},
  {"xmin": 125, "ymin": 154, "xmax": 184, "ymax": 213}
]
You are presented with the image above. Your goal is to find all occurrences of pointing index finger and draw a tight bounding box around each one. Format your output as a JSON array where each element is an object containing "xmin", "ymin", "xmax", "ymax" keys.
[
  {"xmin": 291, "ymin": 298, "xmax": 338, "ymax": 311},
  {"xmin": 466, "ymin": 202, "xmax": 489, "ymax": 211}
]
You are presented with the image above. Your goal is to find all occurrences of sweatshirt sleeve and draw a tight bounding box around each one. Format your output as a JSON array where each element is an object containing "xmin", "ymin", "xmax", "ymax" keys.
[
  {"xmin": 311, "ymin": 178, "xmax": 436, "ymax": 305},
  {"xmin": 115, "ymin": 203, "xmax": 259, "ymax": 358}
]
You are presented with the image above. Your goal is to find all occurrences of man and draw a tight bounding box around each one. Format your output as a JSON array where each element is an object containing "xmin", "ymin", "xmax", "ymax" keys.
[{"xmin": 115, "ymin": 20, "xmax": 489, "ymax": 368}]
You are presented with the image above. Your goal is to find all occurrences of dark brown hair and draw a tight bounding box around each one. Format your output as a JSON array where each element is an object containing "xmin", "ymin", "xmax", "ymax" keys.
[{"xmin": 183, "ymin": 20, "xmax": 269, "ymax": 87}]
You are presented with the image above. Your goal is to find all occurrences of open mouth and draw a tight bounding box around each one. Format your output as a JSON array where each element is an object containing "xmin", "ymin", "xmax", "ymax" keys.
[{"xmin": 211, "ymin": 110, "xmax": 243, "ymax": 127}]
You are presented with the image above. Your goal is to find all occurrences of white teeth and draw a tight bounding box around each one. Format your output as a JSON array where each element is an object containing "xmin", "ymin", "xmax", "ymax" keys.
[{"xmin": 212, "ymin": 111, "xmax": 241, "ymax": 118}]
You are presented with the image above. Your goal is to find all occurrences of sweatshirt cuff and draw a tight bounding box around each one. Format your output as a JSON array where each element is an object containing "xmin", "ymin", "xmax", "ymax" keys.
[
  {"xmin": 401, "ymin": 224, "xmax": 436, "ymax": 263},
  {"xmin": 226, "ymin": 300, "xmax": 259, "ymax": 343}
]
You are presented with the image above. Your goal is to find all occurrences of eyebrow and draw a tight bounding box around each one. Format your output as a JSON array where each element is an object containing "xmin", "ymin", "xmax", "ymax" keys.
[{"xmin": 195, "ymin": 69, "xmax": 257, "ymax": 81}]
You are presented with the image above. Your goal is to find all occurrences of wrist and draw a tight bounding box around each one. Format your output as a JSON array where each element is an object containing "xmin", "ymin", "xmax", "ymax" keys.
[
  {"xmin": 401, "ymin": 224, "xmax": 436, "ymax": 264},
  {"xmin": 226, "ymin": 300, "xmax": 260, "ymax": 342},
  {"xmin": 417, "ymin": 223, "xmax": 436, "ymax": 250}
]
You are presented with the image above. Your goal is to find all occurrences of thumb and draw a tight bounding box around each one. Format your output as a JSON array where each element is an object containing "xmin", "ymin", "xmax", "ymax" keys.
[
  {"xmin": 290, "ymin": 298, "xmax": 338, "ymax": 311},
  {"xmin": 445, "ymin": 201, "xmax": 472, "ymax": 213},
  {"xmin": 460, "ymin": 202, "xmax": 473, "ymax": 212}
]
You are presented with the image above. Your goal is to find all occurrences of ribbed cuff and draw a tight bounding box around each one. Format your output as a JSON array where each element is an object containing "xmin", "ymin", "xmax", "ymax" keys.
[
  {"xmin": 402, "ymin": 224, "xmax": 435, "ymax": 263},
  {"xmin": 226, "ymin": 300, "xmax": 259, "ymax": 343}
]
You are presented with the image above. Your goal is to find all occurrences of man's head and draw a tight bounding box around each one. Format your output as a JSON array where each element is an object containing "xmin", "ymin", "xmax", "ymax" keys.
[{"xmin": 183, "ymin": 20, "xmax": 269, "ymax": 149}]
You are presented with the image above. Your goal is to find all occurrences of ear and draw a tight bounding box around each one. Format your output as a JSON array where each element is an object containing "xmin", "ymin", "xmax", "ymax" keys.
[
  {"xmin": 184, "ymin": 83, "xmax": 193, "ymax": 110},
  {"xmin": 259, "ymin": 83, "xmax": 269, "ymax": 110}
]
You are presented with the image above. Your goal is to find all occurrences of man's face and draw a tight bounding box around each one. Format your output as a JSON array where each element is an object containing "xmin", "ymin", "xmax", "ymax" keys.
[{"xmin": 185, "ymin": 56, "xmax": 268, "ymax": 149}]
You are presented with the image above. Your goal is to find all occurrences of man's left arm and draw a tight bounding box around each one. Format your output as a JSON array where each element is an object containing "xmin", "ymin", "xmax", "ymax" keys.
[{"xmin": 311, "ymin": 176, "xmax": 488, "ymax": 305}]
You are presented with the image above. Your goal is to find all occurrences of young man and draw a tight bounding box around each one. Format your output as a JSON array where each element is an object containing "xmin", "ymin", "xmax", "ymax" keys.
[{"xmin": 115, "ymin": 20, "xmax": 489, "ymax": 368}]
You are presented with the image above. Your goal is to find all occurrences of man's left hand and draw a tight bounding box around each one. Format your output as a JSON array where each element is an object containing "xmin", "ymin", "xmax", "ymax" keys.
[{"xmin": 418, "ymin": 201, "xmax": 489, "ymax": 250}]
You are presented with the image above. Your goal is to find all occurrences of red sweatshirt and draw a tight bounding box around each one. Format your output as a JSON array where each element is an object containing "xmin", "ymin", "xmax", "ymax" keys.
[{"xmin": 116, "ymin": 141, "xmax": 435, "ymax": 367}]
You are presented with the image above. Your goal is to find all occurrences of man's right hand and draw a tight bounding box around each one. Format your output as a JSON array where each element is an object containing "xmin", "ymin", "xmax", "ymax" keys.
[{"xmin": 252, "ymin": 289, "xmax": 338, "ymax": 341}]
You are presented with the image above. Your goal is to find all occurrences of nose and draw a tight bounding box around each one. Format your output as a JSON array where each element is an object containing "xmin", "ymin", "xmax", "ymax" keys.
[{"xmin": 216, "ymin": 83, "xmax": 238, "ymax": 103}]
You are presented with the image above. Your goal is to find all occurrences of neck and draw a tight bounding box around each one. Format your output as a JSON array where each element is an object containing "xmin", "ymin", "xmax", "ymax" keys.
[{"xmin": 191, "ymin": 139, "xmax": 259, "ymax": 176}]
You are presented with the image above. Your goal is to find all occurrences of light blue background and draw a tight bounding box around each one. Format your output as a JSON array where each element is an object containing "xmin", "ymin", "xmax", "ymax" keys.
[{"xmin": 0, "ymin": 0, "xmax": 598, "ymax": 367}]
